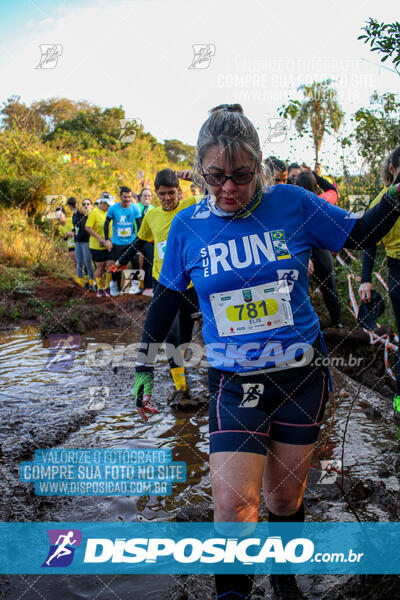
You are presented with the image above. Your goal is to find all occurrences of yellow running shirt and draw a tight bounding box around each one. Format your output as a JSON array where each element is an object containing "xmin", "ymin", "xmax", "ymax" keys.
[
  {"xmin": 59, "ymin": 217, "xmax": 75, "ymax": 249},
  {"xmin": 369, "ymin": 188, "xmax": 400, "ymax": 259},
  {"xmin": 138, "ymin": 196, "xmax": 197, "ymax": 281},
  {"xmin": 85, "ymin": 207, "xmax": 112, "ymax": 250}
]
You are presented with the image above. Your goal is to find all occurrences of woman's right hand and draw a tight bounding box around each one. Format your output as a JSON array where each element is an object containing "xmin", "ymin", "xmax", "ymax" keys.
[
  {"xmin": 134, "ymin": 368, "xmax": 159, "ymax": 422},
  {"xmin": 358, "ymin": 282, "xmax": 373, "ymax": 303},
  {"xmin": 176, "ymin": 170, "xmax": 193, "ymax": 181}
]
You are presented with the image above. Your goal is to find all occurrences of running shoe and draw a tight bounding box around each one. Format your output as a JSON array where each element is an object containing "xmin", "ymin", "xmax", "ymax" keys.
[
  {"xmin": 110, "ymin": 280, "xmax": 120, "ymax": 297},
  {"xmin": 96, "ymin": 289, "xmax": 104, "ymax": 298},
  {"xmin": 103, "ymin": 288, "xmax": 110, "ymax": 297},
  {"xmin": 142, "ymin": 288, "xmax": 153, "ymax": 297},
  {"xmin": 393, "ymin": 395, "xmax": 400, "ymax": 420},
  {"xmin": 128, "ymin": 280, "xmax": 141, "ymax": 295},
  {"xmin": 270, "ymin": 574, "xmax": 305, "ymax": 599}
]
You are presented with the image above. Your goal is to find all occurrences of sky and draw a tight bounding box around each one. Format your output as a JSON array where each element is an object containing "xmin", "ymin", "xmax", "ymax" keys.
[{"xmin": 0, "ymin": 0, "xmax": 398, "ymax": 173}]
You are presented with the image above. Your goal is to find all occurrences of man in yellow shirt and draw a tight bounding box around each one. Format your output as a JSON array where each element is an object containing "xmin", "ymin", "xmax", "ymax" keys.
[
  {"xmin": 116, "ymin": 169, "xmax": 199, "ymax": 402},
  {"xmin": 85, "ymin": 196, "xmax": 114, "ymax": 297}
]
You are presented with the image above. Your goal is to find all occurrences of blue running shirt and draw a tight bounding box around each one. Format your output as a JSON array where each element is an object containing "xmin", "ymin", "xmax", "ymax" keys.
[
  {"xmin": 159, "ymin": 185, "xmax": 357, "ymax": 372},
  {"xmin": 107, "ymin": 203, "xmax": 141, "ymax": 245}
]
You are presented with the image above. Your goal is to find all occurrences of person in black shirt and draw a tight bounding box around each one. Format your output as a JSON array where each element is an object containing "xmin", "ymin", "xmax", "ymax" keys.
[{"xmin": 73, "ymin": 199, "xmax": 95, "ymax": 290}]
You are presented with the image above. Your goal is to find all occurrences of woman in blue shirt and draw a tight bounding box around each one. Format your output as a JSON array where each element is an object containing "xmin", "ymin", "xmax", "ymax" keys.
[{"xmin": 132, "ymin": 104, "xmax": 400, "ymax": 600}]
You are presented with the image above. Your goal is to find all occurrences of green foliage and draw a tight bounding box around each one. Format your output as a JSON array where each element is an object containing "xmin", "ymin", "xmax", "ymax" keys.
[
  {"xmin": 164, "ymin": 139, "xmax": 196, "ymax": 166},
  {"xmin": 0, "ymin": 266, "xmax": 36, "ymax": 295},
  {"xmin": 359, "ymin": 18, "xmax": 400, "ymax": 70},
  {"xmin": 44, "ymin": 106, "xmax": 126, "ymax": 150},
  {"xmin": 279, "ymin": 80, "xmax": 344, "ymax": 165},
  {"xmin": 354, "ymin": 92, "xmax": 400, "ymax": 167},
  {"xmin": 0, "ymin": 96, "xmax": 191, "ymax": 213},
  {"xmin": 1, "ymin": 95, "xmax": 47, "ymax": 134}
]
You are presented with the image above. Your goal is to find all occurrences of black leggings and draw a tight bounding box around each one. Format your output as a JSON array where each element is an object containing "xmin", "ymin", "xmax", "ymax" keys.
[
  {"xmin": 311, "ymin": 248, "xmax": 341, "ymax": 325},
  {"xmin": 152, "ymin": 280, "xmax": 199, "ymax": 369},
  {"xmin": 388, "ymin": 257, "xmax": 400, "ymax": 394},
  {"xmin": 141, "ymin": 242, "xmax": 154, "ymax": 289}
]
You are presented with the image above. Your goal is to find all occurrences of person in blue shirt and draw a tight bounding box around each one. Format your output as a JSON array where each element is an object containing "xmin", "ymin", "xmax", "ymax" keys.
[
  {"xmin": 104, "ymin": 186, "xmax": 142, "ymax": 296},
  {"xmin": 131, "ymin": 104, "xmax": 400, "ymax": 600}
]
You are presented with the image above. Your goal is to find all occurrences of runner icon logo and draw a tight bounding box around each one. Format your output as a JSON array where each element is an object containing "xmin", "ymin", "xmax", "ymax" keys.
[
  {"xmin": 87, "ymin": 387, "xmax": 110, "ymax": 411},
  {"xmin": 42, "ymin": 529, "xmax": 82, "ymax": 567},
  {"xmin": 240, "ymin": 383, "xmax": 264, "ymax": 407},
  {"xmin": 35, "ymin": 44, "xmax": 63, "ymax": 69},
  {"xmin": 45, "ymin": 334, "xmax": 82, "ymax": 372},
  {"xmin": 188, "ymin": 44, "xmax": 216, "ymax": 70}
]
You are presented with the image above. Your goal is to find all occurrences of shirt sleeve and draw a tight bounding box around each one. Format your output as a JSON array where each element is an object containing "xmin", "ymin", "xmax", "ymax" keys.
[
  {"xmin": 106, "ymin": 206, "xmax": 114, "ymax": 220},
  {"xmin": 158, "ymin": 214, "xmax": 191, "ymax": 291},
  {"xmin": 85, "ymin": 211, "xmax": 95, "ymax": 228},
  {"xmin": 137, "ymin": 212, "xmax": 153, "ymax": 242},
  {"xmin": 319, "ymin": 189, "xmax": 337, "ymax": 205},
  {"xmin": 302, "ymin": 188, "xmax": 356, "ymax": 252}
]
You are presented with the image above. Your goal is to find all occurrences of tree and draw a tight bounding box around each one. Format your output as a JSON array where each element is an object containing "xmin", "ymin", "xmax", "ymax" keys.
[
  {"xmin": 1, "ymin": 96, "xmax": 46, "ymax": 134},
  {"xmin": 354, "ymin": 92, "xmax": 400, "ymax": 166},
  {"xmin": 279, "ymin": 80, "xmax": 343, "ymax": 165},
  {"xmin": 32, "ymin": 97, "xmax": 93, "ymax": 131},
  {"xmin": 164, "ymin": 139, "xmax": 196, "ymax": 166},
  {"xmin": 358, "ymin": 19, "xmax": 400, "ymax": 73},
  {"xmin": 44, "ymin": 106, "xmax": 126, "ymax": 150}
]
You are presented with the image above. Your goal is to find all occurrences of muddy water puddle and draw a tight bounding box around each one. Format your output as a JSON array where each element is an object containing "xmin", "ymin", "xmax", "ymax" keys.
[{"xmin": 0, "ymin": 328, "xmax": 399, "ymax": 599}]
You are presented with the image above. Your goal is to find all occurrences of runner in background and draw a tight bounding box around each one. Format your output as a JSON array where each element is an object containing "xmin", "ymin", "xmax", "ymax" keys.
[
  {"xmin": 295, "ymin": 167, "xmax": 343, "ymax": 328},
  {"xmin": 359, "ymin": 146, "xmax": 400, "ymax": 419},
  {"xmin": 56, "ymin": 206, "xmax": 76, "ymax": 274},
  {"xmin": 190, "ymin": 182, "xmax": 202, "ymax": 197},
  {"xmin": 73, "ymin": 198, "xmax": 95, "ymax": 290},
  {"xmin": 135, "ymin": 188, "xmax": 154, "ymax": 224},
  {"xmin": 116, "ymin": 169, "xmax": 199, "ymax": 403},
  {"xmin": 104, "ymin": 186, "xmax": 142, "ymax": 296},
  {"xmin": 287, "ymin": 162, "xmax": 301, "ymax": 185},
  {"xmin": 66, "ymin": 197, "xmax": 81, "ymax": 285},
  {"xmin": 86, "ymin": 195, "xmax": 114, "ymax": 297},
  {"xmin": 264, "ymin": 156, "xmax": 288, "ymax": 185},
  {"xmin": 135, "ymin": 188, "xmax": 155, "ymax": 293}
]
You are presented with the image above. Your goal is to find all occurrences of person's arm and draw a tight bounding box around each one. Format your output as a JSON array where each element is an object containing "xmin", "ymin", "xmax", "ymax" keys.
[
  {"xmin": 313, "ymin": 172, "xmax": 336, "ymax": 192},
  {"xmin": 134, "ymin": 283, "xmax": 183, "ymax": 421},
  {"xmin": 85, "ymin": 226, "xmax": 105, "ymax": 246},
  {"xmin": 104, "ymin": 216, "xmax": 112, "ymax": 240},
  {"xmin": 359, "ymin": 246, "xmax": 377, "ymax": 302},
  {"xmin": 360, "ymin": 246, "xmax": 377, "ymax": 283},
  {"xmin": 343, "ymin": 184, "xmax": 400, "ymax": 249},
  {"xmin": 117, "ymin": 237, "xmax": 146, "ymax": 265}
]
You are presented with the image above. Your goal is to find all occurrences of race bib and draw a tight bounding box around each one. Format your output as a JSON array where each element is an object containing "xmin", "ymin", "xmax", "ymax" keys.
[
  {"xmin": 209, "ymin": 281, "xmax": 293, "ymax": 337},
  {"xmin": 117, "ymin": 226, "xmax": 132, "ymax": 238},
  {"xmin": 157, "ymin": 240, "xmax": 167, "ymax": 259},
  {"xmin": 67, "ymin": 238, "xmax": 75, "ymax": 248}
]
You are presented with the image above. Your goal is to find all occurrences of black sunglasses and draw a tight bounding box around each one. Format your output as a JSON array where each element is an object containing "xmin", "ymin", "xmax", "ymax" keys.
[{"xmin": 201, "ymin": 158, "xmax": 258, "ymax": 187}]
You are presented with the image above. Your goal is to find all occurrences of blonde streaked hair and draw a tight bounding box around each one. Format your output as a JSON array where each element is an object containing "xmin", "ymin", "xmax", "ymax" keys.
[{"xmin": 194, "ymin": 104, "xmax": 265, "ymax": 190}]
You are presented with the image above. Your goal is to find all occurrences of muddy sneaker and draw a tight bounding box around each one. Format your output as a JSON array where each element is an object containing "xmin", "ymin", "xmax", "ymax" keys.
[
  {"xmin": 142, "ymin": 288, "xmax": 153, "ymax": 297},
  {"xmin": 96, "ymin": 289, "xmax": 104, "ymax": 298},
  {"xmin": 393, "ymin": 395, "xmax": 400, "ymax": 420},
  {"xmin": 270, "ymin": 574, "xmax": 305, "ymax": 599},
  {"xmin": 103, "ymin": 288, "xmax": 110, "ymax": 297}
]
